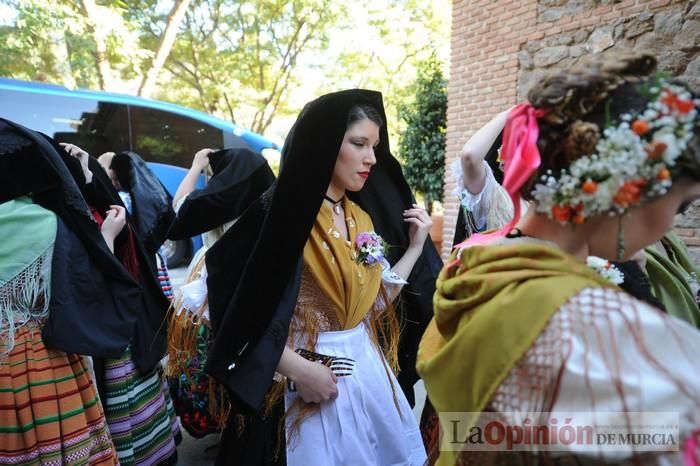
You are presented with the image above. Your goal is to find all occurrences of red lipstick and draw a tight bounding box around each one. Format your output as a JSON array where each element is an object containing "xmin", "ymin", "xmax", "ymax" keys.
[{"xmin": 358, "ymin": 171, "xmax": 370, "ymax": 180}]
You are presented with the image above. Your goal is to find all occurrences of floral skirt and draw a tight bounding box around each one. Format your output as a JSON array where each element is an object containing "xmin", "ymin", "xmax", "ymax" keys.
[
  {"xmin": 103, "ymin": 347, "xmax": 180, "ymax": 466},
  {"xmin": 0, "ymin": 325, "xmax": 117, "ymax": 466}
]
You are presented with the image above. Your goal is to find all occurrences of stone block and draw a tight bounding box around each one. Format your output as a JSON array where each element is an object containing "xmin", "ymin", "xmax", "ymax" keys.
[
  {"xmin": 518, "ymin": 50, "xmax": 534, "ymax": 70},
  {"xmin": 674, "ymin": 20, "xmax": 700, "ymax": 50},
  {"xmin": 573, "ymin": 29, "xmax": 590, "ymax": 43},
  {"xmin": 588, "ymin": 25, "xmax": 615, "ymax": 52},
  {"xmin": 656, "ymin": 50, "xmax": 690, "ymax": 75},
  {"xmin": 533, "ymin": 45, "xmax": 570, "ymax": 67},
  {"xmin": 680, "ymin": 55, "xmax": 700, "ymax": 94},
  {"xmin": 624, "ymin": 13, "xmax": 654, "ymax": 39},
  {"xmin": 654, "ymin": 9, "xmax": 683, "ymax": 37}
]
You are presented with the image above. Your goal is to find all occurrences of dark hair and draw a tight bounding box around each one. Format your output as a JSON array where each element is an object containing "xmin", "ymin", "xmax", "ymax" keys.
[
  {"xmin": 519, "ymin": 52, "xmax": 699, "ymax": 199},
  {"xmin": 347, "ymin": 103, "xmax": 384, "ymax": 129},
  {"xmin": 110, "ymin": 152, "xmax": 133, "ymax": 190}
]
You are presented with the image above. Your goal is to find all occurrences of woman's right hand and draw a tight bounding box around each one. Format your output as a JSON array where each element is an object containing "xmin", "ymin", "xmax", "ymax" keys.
[
  {"xmin": 101, "ymin": 205, "xmax": 126, "ymax": 241},
  {"xmin": 192, "ymin": 148, "xmax": 215, "ymax": 172},
  {"xmin": 293, "ymin": 360, "xmax": 338, "ymax": 404}
]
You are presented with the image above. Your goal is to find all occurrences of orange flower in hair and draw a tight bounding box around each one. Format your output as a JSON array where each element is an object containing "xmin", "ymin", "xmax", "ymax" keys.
[
  {"xmin": 552, "ymin": 204, "xmax": 572, "ymax": 223},
  {"xmin": 632, "ymin": 120, "xmax": 650, "ymax": 136},
  {"xmin": 645, "ymin": 141, "xmax": 667, "ymax": 160},
  {"xmin": 581, "ymin": 180, "xmax": 598, "ymax": 194},
  {"xmin": 662, "ymin": 93, "xmax": 695, "ymax": 115},
  {"xmin": 656, "ymin": 168, "xmax": 670, "ymax": 181}
]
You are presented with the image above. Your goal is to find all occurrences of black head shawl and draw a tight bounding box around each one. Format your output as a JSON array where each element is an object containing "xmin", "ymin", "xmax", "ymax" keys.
[
  {"xmin": 109, "ymin": 151, "xmax": 175, "ymax": 255},
  {"xmin": 206, "ymin": 90, "xmax": 442, "ymax": 413},
  {"xmin": 81, "ymin": 156, "xmax": 172, "ymax": 373},
  {"xmin": 0, "ymin": 118, "xmax": 141, "ymax": 359},
  {"xmin": 167, "ymin": 148, "xmax": 276, "ymax": 239}
]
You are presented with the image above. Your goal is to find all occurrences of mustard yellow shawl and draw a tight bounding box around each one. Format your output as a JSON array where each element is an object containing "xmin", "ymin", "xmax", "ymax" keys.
[{"xmin": 304, "ymin": 198, "xmax": 382, "ymax": 329}]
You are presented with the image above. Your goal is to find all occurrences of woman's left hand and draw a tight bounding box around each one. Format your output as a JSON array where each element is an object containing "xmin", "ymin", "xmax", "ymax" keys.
[
  {"xmin": 60, "ymin": 143, "xmax": 93, "ymax": 184},
  {"xmin": 403, "ymin": 204, "xmax": 433, "ymax": 250}
]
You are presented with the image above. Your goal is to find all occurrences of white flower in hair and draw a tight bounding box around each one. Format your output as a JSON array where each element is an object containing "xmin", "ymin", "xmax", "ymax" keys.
[
  {"xmin": 532, "ymin": 79, "xmax": 699, "ymax": 225},
  {"xmin": 586, "ymin": 256, "xmax": 624, "ymax": 285}
]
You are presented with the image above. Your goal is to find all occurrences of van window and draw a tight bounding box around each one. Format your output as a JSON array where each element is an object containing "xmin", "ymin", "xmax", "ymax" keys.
[
  {"xmin": 0, "ymin": 90, "xmax": 130, "ymax": 157},
  {"xmin": 129, "ymin": 105, "xmax": 231, "ymax": 168}
]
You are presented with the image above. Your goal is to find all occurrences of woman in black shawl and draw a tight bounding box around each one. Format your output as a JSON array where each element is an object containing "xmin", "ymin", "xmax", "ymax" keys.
[
  {"xmin": 98, "ymin": 150, "xmax": 177, "ymax": 300},
  {"xmin": 0, "ymin": 118, "xmax": 137, "ymax": 465},
  {"xmin": 206, "ymin": 90, "xmax": 442, "ymax": 465},
  {"xmin": 57, "ymin": 142, "xmax": 181, "ymax": 466},
  {"xmin": 165, "ymin": 147, "xmax": 275, "ymax": 438}
]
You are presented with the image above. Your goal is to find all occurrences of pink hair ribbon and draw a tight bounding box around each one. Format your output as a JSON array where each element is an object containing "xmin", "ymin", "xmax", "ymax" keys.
[
  {"xmin": 684, "ymin": 430, "xmax": 699, "ymax": 466},
  {"xmin": 454, "ymin": 103, "xmax": 549, "ymax": 250}
]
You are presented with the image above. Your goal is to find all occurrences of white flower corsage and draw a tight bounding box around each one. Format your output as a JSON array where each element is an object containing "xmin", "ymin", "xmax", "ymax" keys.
[{"xmin": 586, "ymin": 256, "xmax": 624, "ymax": 285}]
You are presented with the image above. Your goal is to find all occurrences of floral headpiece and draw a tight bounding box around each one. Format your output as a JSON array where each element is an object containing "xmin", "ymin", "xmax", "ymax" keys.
[{"xmin": 532, "ymin": 79, "xmax": 700, "ymax": 225}]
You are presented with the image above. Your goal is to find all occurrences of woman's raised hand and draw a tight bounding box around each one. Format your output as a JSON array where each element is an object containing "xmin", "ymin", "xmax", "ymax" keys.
[
  {"xmin": 192, "ymin": 148, "xmax": 215, "ymax": 172},
  {"xmin": 294, "ymin": 359, "xmax": 338, "ymax": 404},
  {"xmin": 60, "ymin": 143, "xmax": 93, "ymax": 183},
  {"xmin": 101, "ymin": 205, "xmax": 126, "ymax": 251},
  {"xmin": 403, "ymin": 204, "xmax": 433, "ymax": 250}
]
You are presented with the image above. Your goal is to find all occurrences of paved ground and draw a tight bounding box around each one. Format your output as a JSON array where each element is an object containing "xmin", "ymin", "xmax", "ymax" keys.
[{"xmin": 169, "ymin": 266, "xmax": 427, "ymax": 465}]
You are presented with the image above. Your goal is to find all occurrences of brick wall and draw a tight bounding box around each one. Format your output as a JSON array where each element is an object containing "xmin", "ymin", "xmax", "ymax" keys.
[{"xmin": 445, "ymin": 0, "xmax": 700, "ymax": 259}]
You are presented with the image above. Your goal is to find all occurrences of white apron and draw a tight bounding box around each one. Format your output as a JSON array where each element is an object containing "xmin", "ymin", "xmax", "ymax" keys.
[{"xmin": 285, "ymin": 322, "xmax": 427, "ymax": 466}]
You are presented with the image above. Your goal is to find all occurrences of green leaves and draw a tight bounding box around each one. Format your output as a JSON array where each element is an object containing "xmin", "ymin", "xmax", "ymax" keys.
[{"xmin": 398, "ymin": 55, "xmax": 447, "ymax": 213}]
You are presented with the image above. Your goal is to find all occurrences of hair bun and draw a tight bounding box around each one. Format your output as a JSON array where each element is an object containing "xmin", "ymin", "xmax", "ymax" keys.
[{"xmin": 562, "ymin": 120, "xmax": 600, "ymax": 161}]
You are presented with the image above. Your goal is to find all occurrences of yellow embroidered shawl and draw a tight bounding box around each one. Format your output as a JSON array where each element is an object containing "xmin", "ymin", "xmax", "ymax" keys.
[{"xmin": 304, "ymin": 198, "xmax": 383, "ymax": 330}]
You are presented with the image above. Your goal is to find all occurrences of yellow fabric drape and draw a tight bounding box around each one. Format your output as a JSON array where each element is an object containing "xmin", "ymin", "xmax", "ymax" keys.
[
  {"xmin": 417, "ymin": 241, "xmax": 618, "ymax": 466},
  {"xmin": 303, "ymin": 198, "xmax": 382, "ymax": 330}
]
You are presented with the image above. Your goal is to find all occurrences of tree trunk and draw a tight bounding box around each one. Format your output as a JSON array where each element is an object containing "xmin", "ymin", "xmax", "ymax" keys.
[
  {"xmin": 80, "ymin": 0, "xmax": 112, "ymax": 90},
  {"xmin": 138, "ymin": 0, "xmax": 191, "ymax": 98},
  {"xmin": 50, "ymin": 30, "xmax": 75, "ymax": 88}
]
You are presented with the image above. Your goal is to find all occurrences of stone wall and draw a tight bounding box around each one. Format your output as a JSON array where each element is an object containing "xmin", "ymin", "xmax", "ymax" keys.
[{"xmin": 445, "ymin": 0, "xmax": 700, "ymax": 261}]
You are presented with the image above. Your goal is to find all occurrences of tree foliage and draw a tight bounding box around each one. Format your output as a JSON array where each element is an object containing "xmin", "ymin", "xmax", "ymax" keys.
[
  {"xmin": 398, "ymin": 55, "xmax": 447, "ymax": 214},
  {"xmin": 0, "ymin": 0, "xmax": 449, "ymax": 144}
]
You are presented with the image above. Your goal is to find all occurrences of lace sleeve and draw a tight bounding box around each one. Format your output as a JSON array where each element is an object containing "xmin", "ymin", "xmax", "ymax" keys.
[{"xmin": 487, "ymin": 287, "xmax": 700, "ymax": 462}]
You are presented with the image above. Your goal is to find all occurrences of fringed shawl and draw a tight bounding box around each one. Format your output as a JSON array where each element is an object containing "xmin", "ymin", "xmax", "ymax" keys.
[{"xmin": 0, "ymin": 197, "xmax": 56, "ymax": 353}]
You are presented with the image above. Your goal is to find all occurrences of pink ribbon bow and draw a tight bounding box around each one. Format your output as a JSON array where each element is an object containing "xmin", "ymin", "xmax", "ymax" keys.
[{"xmin": 454, "ymin": 103, "xmax": 548, "ymax": 250}]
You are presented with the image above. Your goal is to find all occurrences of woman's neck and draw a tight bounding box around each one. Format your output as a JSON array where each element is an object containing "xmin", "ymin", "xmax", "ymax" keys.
[
  {"xmin": 515, "ymin": 211, "xmax": 591, "ymax": 262},
  {"xmin": 326, "ymin": 183, "xmax": 345, "ymax": 203}
]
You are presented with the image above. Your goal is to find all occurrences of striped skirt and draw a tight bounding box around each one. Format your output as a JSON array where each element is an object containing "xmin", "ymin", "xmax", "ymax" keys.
[
  {"xmin": 155, "ymin": 253, "xmax": 173, "ymax": 302},
  {"xmin": 103, "ymin": 348, "xmax": 180, "ymax": 466},
  {"xmin": 0, "ymin": 325, "xmax": 117, "ymax": 466}
]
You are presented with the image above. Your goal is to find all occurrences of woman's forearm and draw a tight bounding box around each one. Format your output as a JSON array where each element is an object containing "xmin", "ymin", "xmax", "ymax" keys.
[
  {"xmin": 277, "ymin": 346, "xmax": 308, "ymax": 381},
  {"xmin": 460, "ymin": 108, "xmax": 510, "ymax": 193},
  {"xmin": 172, "ymin": 166, "xmax": 201, "ymax": 209},
  {"xmin": 101, "ymin": 233, "xmax": 115, "ymax": 253},
  {"xmin": 391, "ymin": 244, "xmax": 423, "ymax": 281}
]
